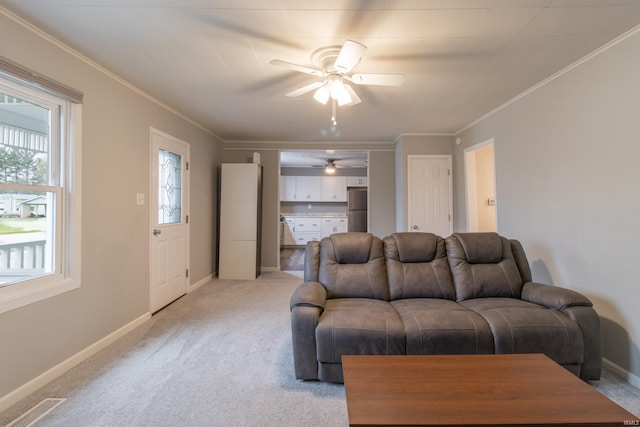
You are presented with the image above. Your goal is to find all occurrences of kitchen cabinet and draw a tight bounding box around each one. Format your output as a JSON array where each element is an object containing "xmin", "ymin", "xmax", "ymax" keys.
[
  {"xmin": 321, "ymin": 217, "xmax": 348, "ymax": 238},
  {"xmin": 347, "ymin": 176, "xmax": 368, "ymax": 187},
  {"xmin": 282, "ymin": 216, "xmax": 348, "ymax": 246},
  {"xmin": 280, "ymin": 175, "xmax": 349, "ymax": 202},
  {"xmin": 295, "ymin": 176, "xmax": 322, "ymax": 201},
  {"xmin": 282, "ymin": 217, "xmax": 295, "ymax": 246},
  {"xmin": 280, "ymin": 176, "xmax": 297, "ymax": 201},
  {"xmin": 294, "ymin": 232, "xmax": 321, "ymax": 245},
  {"xmin": 321, "ymin": 176, "xmax": 347, "ymax": 202},
  {"xmin": 294, "ymin": 217, "xmax": 321, "ymax": 245}
]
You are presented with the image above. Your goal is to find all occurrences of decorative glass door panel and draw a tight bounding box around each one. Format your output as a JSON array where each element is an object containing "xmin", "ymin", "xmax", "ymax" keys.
[
  {"xmin": 150, "ymin": 128, "xmax": 189, "ymax": 313},
  {"xmin": 158, "ymin": 149, "xmax": 182, "ymax": 225}
]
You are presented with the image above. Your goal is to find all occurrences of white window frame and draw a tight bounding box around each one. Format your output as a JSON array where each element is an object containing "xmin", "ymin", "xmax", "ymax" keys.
[{"xmin": 0, "ymin": 77, "xmax": 82, "ymax": 314}]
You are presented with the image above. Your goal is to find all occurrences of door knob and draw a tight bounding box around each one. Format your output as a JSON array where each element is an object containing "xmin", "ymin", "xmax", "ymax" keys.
[{"xmin": 153, "ymin": 229, "xmax": 162, "ymax": 236}]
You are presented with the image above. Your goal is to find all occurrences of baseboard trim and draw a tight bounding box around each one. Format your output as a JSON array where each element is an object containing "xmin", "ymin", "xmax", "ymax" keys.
[
  {"xmin": 0, "ymin": 312, "xmax": 151, "ymax": 413},
  {"xmin": 603, "ymin": 358, "xmax": 640, "ymax": 389},
  {"xmin": 260, "ymin": 267, "xmax": 279, "ymax": 273},
  {"xmin": 188, "ymin": 274, "xmax": 212, "ymax": 293}
]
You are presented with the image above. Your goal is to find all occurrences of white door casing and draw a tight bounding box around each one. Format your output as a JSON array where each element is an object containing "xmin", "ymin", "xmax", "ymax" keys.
[
  {"xmin": 407, "ymin": 155, "xmax": 452, "ymax": 237},
  {"xmin": 464, "ymin": 139, "xmax": 497, "ymax": 232},
  {"xmin": 150, "ymin": 128, "xmax": 190, "ymax": 313}
]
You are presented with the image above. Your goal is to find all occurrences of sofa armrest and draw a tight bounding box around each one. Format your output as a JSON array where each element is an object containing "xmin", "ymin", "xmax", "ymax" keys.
[
  {"xmin": 522, "ymin": 282, "xmax": 602, "ymax": 380},
  {"xmin": 562, "ymin": 305, "xmax": 603, "ymax": 380},
  {"xmin": 290, "ymin": 281, "xmax": 327, "ymax": 312},
  {"xmin": 521, "ymin": 282, "xmax": 592, "ymax": 310},
  {"xmin": 290, "ymin": 281, "xmax": 327, "ymax": 380}
]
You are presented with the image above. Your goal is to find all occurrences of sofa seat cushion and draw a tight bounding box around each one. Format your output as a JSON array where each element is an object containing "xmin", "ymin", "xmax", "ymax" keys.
[
  {"xmin": 460, "ymin": 298, "xmax": 584, "ymax": 365},
  {"xmin": 391, "ymin": 299, "xmax": 494, "ymax": 354},
  {"xmin": 316, "ymin": 298, "xmax": 405, "ymax": 363}
]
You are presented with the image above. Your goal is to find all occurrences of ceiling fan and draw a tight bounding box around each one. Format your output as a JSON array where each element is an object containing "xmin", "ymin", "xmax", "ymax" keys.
[
  {"xmin": 270, "ymin": 40, "xmax": 404, "ymax": 125},
  {"xmin": 311, "ymin": 158, "xmax": 366, "ymax": 173}
]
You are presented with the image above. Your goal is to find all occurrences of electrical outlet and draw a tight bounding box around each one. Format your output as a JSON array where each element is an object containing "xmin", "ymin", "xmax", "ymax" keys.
[{"xmin": 136, "ymin": 193, "xmax": 145, "ymax": 205}]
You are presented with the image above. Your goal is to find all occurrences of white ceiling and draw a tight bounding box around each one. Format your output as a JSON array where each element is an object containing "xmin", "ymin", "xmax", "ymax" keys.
[
  {"xmin": 2, "ymin": 1, "xmax": 640, "ymax": 142},
  {"xmin": 281, "ymin": 150, "xmax": 368, "ymax": 168}
]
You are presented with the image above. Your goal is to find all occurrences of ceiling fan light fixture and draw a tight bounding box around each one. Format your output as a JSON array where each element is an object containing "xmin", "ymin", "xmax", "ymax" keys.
[
  {"xmin": 342, "ymin": 84, "xmax": 361, "ymax": 106},
  {"xmin": 336, "ymin": 89, "xmax": 352, "ymax": 106},
  {"xmin": 325, "ymin": 162, "xmax": 336, "ymax": 173},
  {"xmin": 328, "ymin": 76, "xmax": 352, "ymax": 106},
  {"xmin": 329, "ymin": 76, "xmax": 343, "ymax": 96},
  {"xmin": 313, "ymin": 84, "xmax": 330, "ymax": 104}
]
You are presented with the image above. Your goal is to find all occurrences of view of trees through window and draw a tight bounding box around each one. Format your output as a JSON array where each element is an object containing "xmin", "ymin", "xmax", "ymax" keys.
[{"xmin": 0, "ymin": 145, "xmax": 48, "ymax": 185}]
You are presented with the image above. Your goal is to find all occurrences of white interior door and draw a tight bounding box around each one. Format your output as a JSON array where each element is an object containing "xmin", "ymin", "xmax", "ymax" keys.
[
  {"xmin": 150, "ymin": 128, "xmax": 189, "ymax": 313},
  {"xmin": 407, "ymin": 155, "xmax": 452, "ymax": 237}
]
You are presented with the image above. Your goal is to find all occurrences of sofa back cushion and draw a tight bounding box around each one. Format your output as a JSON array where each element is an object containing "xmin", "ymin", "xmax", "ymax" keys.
[
  {"xmin": 445, "ymin": 232, "xmax": 523, "ymax": 301},
  {"xmin": 319, "ymin": 232, "xmax": 389, "ymax": 301},
  {"xmin": 304, "ymin": 240, "xmax": 321, "ymax": 282},
  {"xmin": 384, "ymin": 232, "xmax": 455, "ymax": 300}
]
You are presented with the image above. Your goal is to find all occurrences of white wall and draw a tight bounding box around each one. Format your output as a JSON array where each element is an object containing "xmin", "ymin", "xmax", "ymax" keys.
[
  {"xmin": 0, "ymin": 9, "xmax": 222, "ymax": 406},
  {"xmin": 368, "ymin": 150, "xmax": 396, "ymax": 238},
  {"xmin": 456, "ymin": 29, "xmax": 640, "ymax": 379}
]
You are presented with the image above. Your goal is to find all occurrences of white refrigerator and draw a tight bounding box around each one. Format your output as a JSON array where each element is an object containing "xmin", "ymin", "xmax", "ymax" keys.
[{"xmin": 218, "ymin": 163, "xmax": 262, "ymax": 279}]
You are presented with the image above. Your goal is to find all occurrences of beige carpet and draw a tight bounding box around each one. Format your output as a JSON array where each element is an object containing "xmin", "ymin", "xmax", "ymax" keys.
[{"xmin": 1, "ymin": 271, "xmax": 638, "ymax": 426}]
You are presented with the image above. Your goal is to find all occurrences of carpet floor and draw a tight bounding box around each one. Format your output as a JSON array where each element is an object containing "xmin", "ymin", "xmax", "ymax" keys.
[{"xmin": 1, "ymin": 270, "xmax": 639, "ymax": 426}]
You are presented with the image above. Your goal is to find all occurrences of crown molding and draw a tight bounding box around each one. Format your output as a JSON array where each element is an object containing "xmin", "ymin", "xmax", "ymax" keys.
[
  {"xmin": 456, "ymin": 23, "xmax": 640, "ymax": 136},
  {"xmin": 0, "ymin": 6, "xmax": 221, "ymax": 141}
]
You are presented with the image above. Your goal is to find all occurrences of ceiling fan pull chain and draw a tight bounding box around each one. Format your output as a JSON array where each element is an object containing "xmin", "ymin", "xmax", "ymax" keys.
[{"xmin": 331, "ymin": 98, "xmax": 337, "ymax": 126}]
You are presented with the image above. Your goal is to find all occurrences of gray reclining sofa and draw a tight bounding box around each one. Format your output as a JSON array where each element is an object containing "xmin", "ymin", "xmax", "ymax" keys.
[{"xmin": 289, "ymin": 231, "xmax": 602, "ymax": 383}]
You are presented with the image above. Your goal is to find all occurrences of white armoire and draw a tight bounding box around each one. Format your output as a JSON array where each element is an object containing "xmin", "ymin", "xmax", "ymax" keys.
[{"xmin": 218, "ymin": 162, "xmax": 262, "ymax": 279}]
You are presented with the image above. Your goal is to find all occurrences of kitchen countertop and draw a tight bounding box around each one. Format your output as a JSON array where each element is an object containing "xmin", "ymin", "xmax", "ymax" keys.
[{"xmin": 281, "ymin": 213, "xmax": 347, "ymax": 218}]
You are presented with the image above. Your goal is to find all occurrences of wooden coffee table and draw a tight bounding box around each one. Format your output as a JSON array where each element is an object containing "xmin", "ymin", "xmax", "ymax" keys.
[{"xmin": 343, "ymin": 354, "xmax": 638, "ymax": 426}]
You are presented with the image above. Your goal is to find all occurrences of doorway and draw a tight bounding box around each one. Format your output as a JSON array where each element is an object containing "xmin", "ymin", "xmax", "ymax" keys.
[
  {"xmin": 278, "ymin": 150, "xmax": 368, "ymax": 270},
  {"xmin": 464, "ymin": 139, "xmax": 497, "ymax": 232},
  {"xmin": 149, "ymin": 128, "xmax": 190, "ymax": 313},
  {"xmin": 407, "ymin": 155, "xmax": 453, "ymax": 237}
]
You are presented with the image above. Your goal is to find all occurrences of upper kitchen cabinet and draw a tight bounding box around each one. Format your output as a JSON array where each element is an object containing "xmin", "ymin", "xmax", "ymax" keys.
[
  {"xmin": 347, "ymin": 176, "xmax": 368, "ymax": 187},
  {"xmin": 280, "ymin": 175, "xmax": 323, "ymax": 201},
  {"xmin": 321, "ymin": 176, "xmax": 347, "ymax": 202},
  {"xmin": 280, "ymin": 175, "xmax": 297, "ymax": 201},
  {"xmin": 295, "ymin": 176, "xmax": 322, "ymax": 201},
  {"xmin": 280, "ymin": 175, "xmax": 349, "ymax": 202}
]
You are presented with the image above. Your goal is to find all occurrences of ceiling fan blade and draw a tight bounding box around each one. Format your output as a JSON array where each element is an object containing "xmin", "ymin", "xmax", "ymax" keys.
[
  {"xmin": 334, "ymin": 40, "xmax": 367, "ymax": 73},
  {"xmin": 270, "ymin": 59, "xmax": 324, "ymax": 77},
  {"xmin": 285, "ymin": 81, "xmax": 324, "ymax": 97},
  {"xmin": 349, "ymin": 73, "xmax": 405, "ymax": 86},
  {"xmin": 342, "ymin": 84, "xmax": 361, "ymax": 106}
]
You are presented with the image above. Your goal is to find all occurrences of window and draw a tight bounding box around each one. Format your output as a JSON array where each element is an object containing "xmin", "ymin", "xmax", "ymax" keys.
[{"xmin": 0, "ymin": 59, "xmax": 82, "ymax": 313}]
